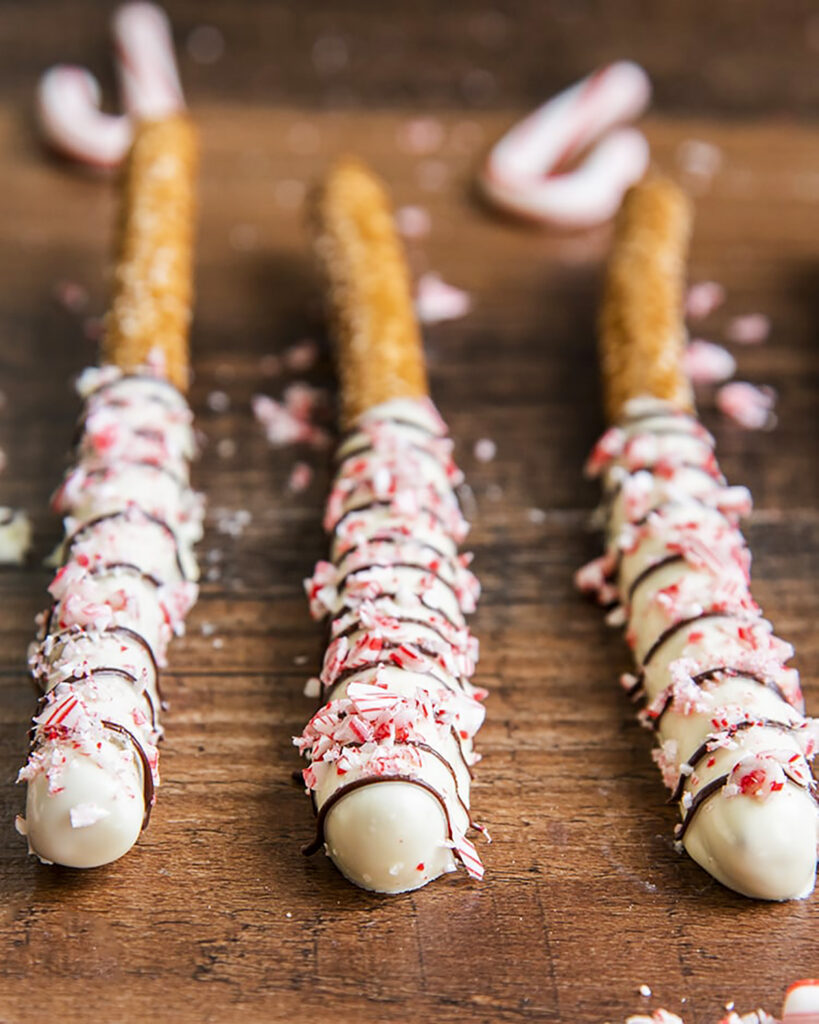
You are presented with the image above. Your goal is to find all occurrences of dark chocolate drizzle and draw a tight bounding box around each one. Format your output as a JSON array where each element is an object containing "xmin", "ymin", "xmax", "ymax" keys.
[
  {"xmin": 303, "ymin": 774, "xmax": 454, "ymax": 858},
  {"xmin": 336, "ymin": 560, "xmax": 459, "ymax": 604},
  {"xmin": 50, "ymin": 667, "xmax": 158, "ymax": 731},
  {"xmin": 669, "ymin": 718, "xmax": 800, "ymax": 803},
  {"xmin": 626, "ymin": 554, "xmax": 686, "ymax": 603},
  {"xmin": 101, "ymin": 719, "xmax": 156, "ymax": 829},
  {"xmin": 640, "ymin": 610, "xmax": 733, "ymax": 671},
  {"xmin": 647, "ymin": 666, "xmax": 792, "ymax": 732},
  {"xmin": 327, "ymin": 656, "xmax": 464, "ymax": 697},
  {"xmin": 331, "ymin": 500, "xmax": 452, "ymax": 542}
]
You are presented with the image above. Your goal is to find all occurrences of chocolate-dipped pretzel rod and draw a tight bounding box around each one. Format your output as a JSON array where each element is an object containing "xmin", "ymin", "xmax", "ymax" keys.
[
  {"xmin": 17, "ymin": 9, "xmax": 202, "ymax": 868},
  {"xmin": 577, "ymin": 178, "xmax": 818, "ymax": 900},
  {"xmin": 296, "ymin": 158, "xmax": 488, "ymax": 893}
]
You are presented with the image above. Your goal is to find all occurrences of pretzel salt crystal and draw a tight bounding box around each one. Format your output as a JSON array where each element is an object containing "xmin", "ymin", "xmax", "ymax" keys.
[
  {"xmin": 297, "ymin": 158, "xmax": 487, "ymax": 892},
  {"xmin": 17, "ymin": 11, "xmax": 201, "ymax": 869},
  {"xmin": 579, "ymin": 178, "xmax": 818, "ymax": 901}
]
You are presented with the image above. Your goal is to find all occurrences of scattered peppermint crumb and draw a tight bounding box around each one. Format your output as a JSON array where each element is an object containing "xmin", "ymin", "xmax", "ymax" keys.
[
  {"xmin": 285, "ymin": 911, "xmax": 292, "ymax": 919},
  {"xmin": 212, "ymin": 637, "xmax": 224, "ymax": 650},
  {"xmin": 676, "ymin": 138, "xmax": 723, "ymax": 181},
  {"xmin": 716, "ymin": 381, "xmax": 777, "ymax": 430},
  {"xmin": 283, "ymin": 339, "xmax": 319, "ymax": 372},
  {"xmin": 54, "ymin": 280, "xmax": 89, "ymax": 313},
  {"xmin": 214, "ymin": 507, "xmax": 252, "ymax": 537},
  {"xmin": 686, "ymin": 280, "xmax": 725, "ymax": 319},
  {"xmin": 206, "ymin": 548, "xmax": 223, "ymax": 564},
  {"xmin": 200, "ymin": 622, "xmax": 216, "ymax": 637},
  {"xmin": 395, "ymin": 205, "xmax": 431, "ymax": 239},
  {"xmin": 206, "ymin": 390, "xmax": 230, "ymax": 413},
  {"xmin": 726, "ymin": 313, "xmax": 771, "ymax": 345},
  {"xmin": 293, "ymin": 654, "xmax": 308, "ymax": 666},
  {"xmin": 216, "ymin": 438, "xmax": 236, "ymax": 459},
  {"xmin": 474, "ymin": 438, "xmax": 497, "ymax": 462},
  {"xmin": 396, "ymin": 117, "xmax": 444, "ymax": 155},
  {"xmin": 683, "ymin": 339, "xmax": 736, "ymax": 385},
  {"xmin": 205, "ymin": 566, "xmax": 221, "ymax": 582},
  {"xmin": 639, "ymin": 984, "xmax": 652, "ymax": 998},
  {"xmin": 485, "ymin": 483, "xmax": 503, "ymax": 501},
  {"xmin": 527, "ymin": 507, "xmax": 546, "ymax": 524},
  {"xmin": 288, "ymin": 461, "xmax": 313, "ymax": 493},
  {"xmin": 725, "ymin": 1002, "xmax": 735, "ymax": 1011},
  {"xmin": 69, "ymin": 803, "xmax": 110, "ymax": 829},
  {"xmin": 0, "ymin": 508, "xmax": 32, "ymax": 564},
  {"xmin": 303, "ymin": 677, "xmax": 321, "ymax": 698}
]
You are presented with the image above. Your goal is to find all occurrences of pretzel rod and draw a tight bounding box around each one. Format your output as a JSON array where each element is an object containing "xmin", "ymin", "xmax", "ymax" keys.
[
  {"xmin": 309, "ymin": 157, "xmax": 428, "ymax": 428},
  {"xmin": 16, "ymin": 11, "xmax": 202, "ymax": 868},
  {"xmin": 296, "ymin": 160, "xmax": 488, "ymax": 893},
  {"xmin": 103, "ymin": 114, "xmax": 197, "ymax": 392},
  {"xmin": 578, "ymin": 180, "xmax": 818, "ymax": 900},
  {"xmin": 599, "ymin": 177, "xmax": 694, "ymax": 422}
]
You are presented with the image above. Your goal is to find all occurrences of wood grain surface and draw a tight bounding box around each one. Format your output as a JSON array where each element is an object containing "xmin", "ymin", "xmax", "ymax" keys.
[{"xmin": 0, "ymin": 4, "xmax": 818, "ymax": 1022}]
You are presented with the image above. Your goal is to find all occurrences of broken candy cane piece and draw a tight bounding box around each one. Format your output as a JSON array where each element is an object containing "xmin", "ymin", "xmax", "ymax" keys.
[
  {"xmin": 37, "ymin": 66, "xmax": 133, "ymax": 168},
  {"xmin": 716, "ymin": 381, "xmax": 777, "ymax": 430},
  {"xmin": 480, "ymin": 61, "xmax": 651, "ymax": 228},
  {"xmin": 36, "ymin": 2, "xmax": 185, "ymax": 168},
  {"xmin": 683, "ymin": 339, "xmax": 736, "ymax": 385}
]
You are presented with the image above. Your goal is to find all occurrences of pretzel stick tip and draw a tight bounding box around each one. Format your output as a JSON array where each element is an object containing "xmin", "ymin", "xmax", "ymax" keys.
[
  {"xmin": 599, "ymin": 176, "xmax": 694, "ymax": 422},
  {"xmin": 309, "ymin": 156, "xmax": 428, "ymax": 427},
  {"xmin": 103, "ymin": 113, "xmax": 198, "ymax": 392}
]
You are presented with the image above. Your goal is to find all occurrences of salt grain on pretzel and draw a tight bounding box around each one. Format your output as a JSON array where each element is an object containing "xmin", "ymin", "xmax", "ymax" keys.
[
  {"xmin": 480, "ymin": 61, "xmax": 651, "ymax": 229},
  {"xmin": 578, "ymin": 178, "xmax": 818, "ymax": 901},
  {"xmin": 296, "ymin": 158, "xmax": 488, "ymax": 892},
  {"xmin": 16, "ymin": 3, "xmax": 202, "ymax": 869}
]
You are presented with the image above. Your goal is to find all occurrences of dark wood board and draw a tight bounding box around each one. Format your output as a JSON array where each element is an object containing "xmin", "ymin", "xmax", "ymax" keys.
[{"xmin": 0, "ymin": 4, "xmax": 818, "ymax": 1023}]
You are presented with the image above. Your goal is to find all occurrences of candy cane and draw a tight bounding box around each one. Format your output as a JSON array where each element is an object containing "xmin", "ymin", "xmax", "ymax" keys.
[
  {"xmin": 36, "ymin": 2, "xmax": 184, "ymax": 168},
  {"xmin": 36, "ymin": 66, "xmax": 132, "ymax": 169},
  {"xmin": 480, "ymin": 61, "xmax": 651, "ymax": 229}
]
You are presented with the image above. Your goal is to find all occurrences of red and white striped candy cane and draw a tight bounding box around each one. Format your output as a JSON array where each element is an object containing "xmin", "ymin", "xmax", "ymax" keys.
[
  {"xmin": 480, "ymin": 61, "xmax": 652, "ymax": 229},
  {"xmin": 36, "ymin": 66, "xmax": 132, "ymax": 169},
  {"xmin": 111, "ymin": 3, "xmax": 185, "ymax": 121},
  {"xmin": 36, "ymin": 2, "xmax": 185, "ymax": 169}
]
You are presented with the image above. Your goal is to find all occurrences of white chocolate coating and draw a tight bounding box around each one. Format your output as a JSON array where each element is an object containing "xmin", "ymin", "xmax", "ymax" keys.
[
  {"xmin": 578, "ymin": 396, "xmax": 818, "ymax": 901},
  {"xmin": 17, "ymin": 366, "xmax": 202, "ymax": 868},
  {"xmin": 296, "ymin": 398, "xmax": 487, "ymax": 893}
]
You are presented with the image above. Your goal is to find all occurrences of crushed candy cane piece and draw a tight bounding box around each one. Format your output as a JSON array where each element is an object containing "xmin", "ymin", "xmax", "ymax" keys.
[
  {"xmin": 717, "ymin": 382, "xmax": 777, "ymax": 430},
  {"xmin": 686, "ymin": 281, "xmax": 725, "ymax": 320},
  {"xmin": 726, "ymin": 314, "xmax": 771, "ymax": 346},
  {"xmin": 684, "ymin": 340, "xmax": 736, "ymax": 385},
  {"xmin": 415, "ymin": 273, "xmax": 472, "ymax": 324}
]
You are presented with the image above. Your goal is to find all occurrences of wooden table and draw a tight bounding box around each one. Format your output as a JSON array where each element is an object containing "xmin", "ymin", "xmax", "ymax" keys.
[{"xmin": 0, "ymin": 4, "xmax": 817, "ymax": 1022}]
